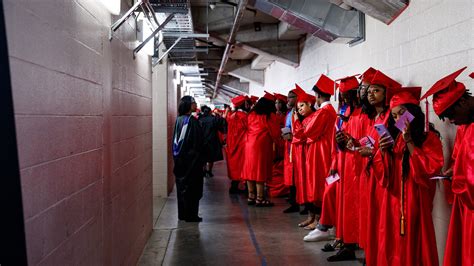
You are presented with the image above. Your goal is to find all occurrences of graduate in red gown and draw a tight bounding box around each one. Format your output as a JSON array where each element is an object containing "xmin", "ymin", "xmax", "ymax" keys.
[
  {"xmin": 419, "ymin": 67, "xmax": 474, "ymax": 266},
  {"xmin": 242, "ymin": 93, "xmax": 281, "ymax": 207},
  {"xmin": 357, "ymin": 70, "xmax": 402, "ymax": 265},
  {"xmin": 356, "ymin": 67, "xmax": 377, "ymax": 250},
  {"xmin": 372, "ymin": 87, "xmax": 443, "ymax": 266},
  {"xmin": 292, "ymin": 89, "xmax": 317, "ymax": 227},
  {"xmin": 226, "ymin": 95, "xmax": 250, "ymax": 194},
  {"xmin": 294, "ymin": 75, "xmax": 337, "ymax": 231},
  {"xmin": 303, "ymin": 75, "xmax": 359, "ymax": 244},
  {"xmin": 266, "ymin": 93, "xmax": 290, "ymax": 197},
  {"xmin": 282, "ymin": 86, "xmax": 303, "ymax": 213}
]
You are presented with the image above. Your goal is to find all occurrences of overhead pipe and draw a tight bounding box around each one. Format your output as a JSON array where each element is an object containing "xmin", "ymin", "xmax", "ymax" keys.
[
  {"xmin": 198, "ymin": 30, "xmax": 299, "ymax": 67},
  {"xmin": 213, "ymin": 0, "xmax": 249, "ymax": 99}
]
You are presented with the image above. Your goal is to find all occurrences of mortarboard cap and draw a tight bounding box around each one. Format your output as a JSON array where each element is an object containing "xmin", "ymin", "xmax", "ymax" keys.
[
  {"xmin": 370, "ymin": 70, "xmax": 402, "ymax": 105},
  {"xmin": 360, "ymin": 67, "xmax": 377, "ymax": 83},
  {"xmin": 336, "ymin": 75, "xmax": 360, "ymax": 93},
  {"xmin": 291, "ymin": 84, "xmax": 305, "ymax": 95},
  {"xmin": 231, "ymin": 95, "xmax": 247, "ymax": 107},
  {"xmin": 315, "ymin": 74, "xmax": 335, "ymax": 95},
  {"xmin": 274, "ymin": 93, "xmax": 288, "ymax": 102},
  {"xmin": 250, "ymin": 95, "xmax": 259, "ymax": 104},
  {"xmin": 389, "ymin": 87, "xmax": 422, "ymax": 110},
  {"xmin": 263, "ymin": 91, "xmax": 276, "ymax": 101},
  {"xmin": 420, "ymin": 66, "xmax": 467, "ymax": 115}
]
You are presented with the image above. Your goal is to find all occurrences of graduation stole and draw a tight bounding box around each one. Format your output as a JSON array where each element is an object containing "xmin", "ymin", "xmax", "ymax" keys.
[{"xmin": 172, "ymin": 115, "xmax": 191, "ymax": 158}]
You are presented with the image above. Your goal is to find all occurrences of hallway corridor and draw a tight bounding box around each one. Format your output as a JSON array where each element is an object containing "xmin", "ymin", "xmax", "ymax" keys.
[{"xmin": 139, "ymin": 162, "xmax": 362, "ymax": 266}]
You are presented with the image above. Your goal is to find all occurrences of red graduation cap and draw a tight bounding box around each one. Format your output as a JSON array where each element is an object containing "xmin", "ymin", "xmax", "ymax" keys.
[
  {"xmin": 420, "ymin": 66, "xmax": 467, "ymax": 115},
  {"xmin": 315, "ymin": 74, "xmax": 335, "ymax": 95},
  {"xmin": 250, "ymin": 95, "xmax": 259, "ymax": 104},
  {"xmin": 360, "ymin": 67, "xmax": 377, "ymax": 83},
  {"xmin": 291, "ymin": 83, "xmax": 306, "ymax": 95},
  {"xmin": 298, "ymin": 93, "xmax": 316, "ymax": 105},
  {"xmin": 274, "ymin": 93, "xmax": 287, "ymax": 102},
  {"xmin": 231, "ymin": 95, "xmax": 247, "ymax": 107},
  {"xmin": 263, "ymin": 91, "xmax": 276, "ymax": 101},
  {"xmin": 370, "ymin": 70, "xmax": 402, "ymax": 105},
  {"xmin": 389, "ymin": 87, "xmax": 422, "ymax": 110},
  {"xmin": 336, "ymin": 75, "xmax": 360, "ymax": 93}
]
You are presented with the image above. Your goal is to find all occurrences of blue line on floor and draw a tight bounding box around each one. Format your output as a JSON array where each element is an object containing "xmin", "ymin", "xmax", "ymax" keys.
[{"xmin": 238, "ymin": 197, "xmax": 268, "ymax": 266}]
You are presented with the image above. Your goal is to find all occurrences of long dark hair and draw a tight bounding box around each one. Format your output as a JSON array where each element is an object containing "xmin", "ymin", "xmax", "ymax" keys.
[
  {"xmin": 178, "ymin": 96, "xmax": 194, "ymax": 116},
  {"xmin": 388, "ymin": 103, "xmax": 440, "ymax": 178},
  {"xmin": 252, "ymin": 98, "xmax": 276, "ymax": 116},
  {"xmin": 338, "ymin": 90, "xmax": 359, "ymax": 122}
]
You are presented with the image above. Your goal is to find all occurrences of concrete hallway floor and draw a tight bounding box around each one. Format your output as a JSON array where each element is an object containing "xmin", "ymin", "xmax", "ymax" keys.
[{"xmin": 138, "ymin": 161, "xmax": 363, "ymax": 266}]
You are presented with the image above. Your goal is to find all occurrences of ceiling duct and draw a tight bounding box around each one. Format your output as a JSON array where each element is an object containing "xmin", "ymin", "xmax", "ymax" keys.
[
  {"xmin": 249, "ymin": 0, "xmax": 364, "ymax": 44},
  {"xmin": 342, "ymin": 0, "xmax": 409, "ymax": 25}
]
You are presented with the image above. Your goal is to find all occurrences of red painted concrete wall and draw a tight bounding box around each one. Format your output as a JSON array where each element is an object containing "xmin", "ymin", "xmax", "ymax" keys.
[{"xmin": 5, "ymin": 0, "xmax": 152, "ymax": 265}]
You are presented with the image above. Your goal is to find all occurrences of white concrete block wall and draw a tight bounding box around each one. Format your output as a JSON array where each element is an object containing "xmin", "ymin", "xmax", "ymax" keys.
[
  {"xmin": 152, "ymin": 45, "xmax": 170, "ymax": 198},
  {"xmin": 251, "ymin": 0, "xmax": 473, "ymax": 262}
]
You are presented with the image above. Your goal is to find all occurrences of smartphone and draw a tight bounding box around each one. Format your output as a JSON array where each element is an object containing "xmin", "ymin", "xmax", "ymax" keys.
[
  {"xmin": 374, "ymin": 124, "xmax": 394, "ymax": 142},
  {"xmin": 395, "ymin": 110, "xmax": 415, "ymax": 132}
]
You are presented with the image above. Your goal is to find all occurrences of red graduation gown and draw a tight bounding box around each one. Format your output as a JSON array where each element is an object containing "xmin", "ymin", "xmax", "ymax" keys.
[
  {"xmin": 373, "ymin": 132, "xmax": 443, "ymax": 266},
  {"xmin": 357, "ymin": 112, "xmax": 374, "ymax": 248},
  {"xmin": 337, "ymin": 107, "xmax": 366, "ymax": 244},
  {"xmin": 444, "ymin": 124, "xmax": 474, "ymax": 266},
  {"xmin": 444, "ymin": 129, "xmax": 464, "ymax": 205},
  {"xmin": 292, "ymin": 116, "xmax": 308, "ymax": 204},
  {"xmin": 320, "ymin": 106, "xmax": 349, "ymax": 232},
  {"xmin": 363, "ymin": 110, "xmax": 390, "ymax": 266},
  {"xmin": 299, "ymin": 103, "xmax": 337, "ymax": 204},
  {"xmin": 226, "ymin": 110, "xmax": 247, "ymax": 181},
  {"xmin": 283, "ymin": 111, "xmax": 294, "ymax": 186},
  {"xmin": 242, "ymin": 112, "xmax": 280, "ymax": 182},
  {"xmin": 267, "ymin": 112, "xmax": 290, "ymax": 197}
]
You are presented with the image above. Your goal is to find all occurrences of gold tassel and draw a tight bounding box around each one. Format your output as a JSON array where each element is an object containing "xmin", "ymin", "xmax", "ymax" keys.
[{"xmin": 289, "ymin": 145, "xmax": 293, "ymax": 163}]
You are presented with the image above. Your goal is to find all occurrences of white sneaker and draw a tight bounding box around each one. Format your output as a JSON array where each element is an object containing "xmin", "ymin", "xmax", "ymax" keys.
[{"xmin": 303, "ymin": 229, "xmax": 331, "ymax": 242}]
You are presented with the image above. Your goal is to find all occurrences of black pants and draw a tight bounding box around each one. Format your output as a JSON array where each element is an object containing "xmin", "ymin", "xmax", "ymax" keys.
[{"xmin": 176, "ymin": 174, "xmax": 203, "ymax": 220}]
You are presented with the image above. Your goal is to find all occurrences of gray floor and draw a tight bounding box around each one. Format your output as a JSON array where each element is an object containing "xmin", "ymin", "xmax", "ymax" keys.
[{"xmin": 139, "ymin": 161, "xmax": 363, "ymax": 266}]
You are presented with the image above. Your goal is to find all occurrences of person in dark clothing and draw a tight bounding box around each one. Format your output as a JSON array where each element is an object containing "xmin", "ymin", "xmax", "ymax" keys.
[
  {"xmin": 198, "ymin": 105, "xmax": 226, "ymax": 177},
  {"xmin": 173, "ymin": 96, "xmax": 205, "ymax": 222}
]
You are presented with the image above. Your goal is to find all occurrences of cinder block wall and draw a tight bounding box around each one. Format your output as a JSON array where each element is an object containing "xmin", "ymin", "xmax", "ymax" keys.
[
  {"xmin": 5, "ymin": 0, "xmax": 152, "ymax": 265},
  {"xmin": 250, "ymin": 0, "xmax": 473, "ymax": 262}
]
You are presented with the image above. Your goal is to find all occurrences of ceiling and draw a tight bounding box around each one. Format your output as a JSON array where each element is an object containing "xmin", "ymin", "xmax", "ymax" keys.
[{"xmin": 146, "ymin": 0, "xmax": 409, "ymax": 104}]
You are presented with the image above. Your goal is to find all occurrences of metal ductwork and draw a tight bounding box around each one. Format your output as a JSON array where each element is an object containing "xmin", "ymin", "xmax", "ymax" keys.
[
  {"xmin": 250, "ymin": 0, "xmax": 365, "ymax": 44},
  {"xmin": 341, "ymin": 0, "xmax": 409, "ymax": 25}
]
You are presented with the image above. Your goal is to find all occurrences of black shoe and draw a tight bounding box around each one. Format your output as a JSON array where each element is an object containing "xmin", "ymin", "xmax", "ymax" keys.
[
  {"xmin": 327, "ymin": 248, "xmax": 356, "ymax": 262},
  {"xmin": 321, "ymin": 243, "xmax": 336, "ymax": 252},
  {"xmin": 185, "ymin": 216, "xmax": 203, "ymax": 222},
  {"xmin": 299, "ymin": 208, "xmax": 309, "ymax": 215},
  {"xmin": 283, "ymin": 205, "xmax": 300, "ymax": 213}
]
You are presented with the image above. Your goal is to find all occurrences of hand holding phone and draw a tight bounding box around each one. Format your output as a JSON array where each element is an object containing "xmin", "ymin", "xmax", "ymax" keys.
[
  {"xmin": 374, "ymin": 124, "xmax": 394, "ymax": 149},
  {"xmin": 395, "ymin": 110, "xmax": 415, "ymax": 132}
]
